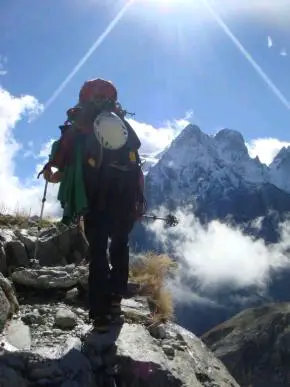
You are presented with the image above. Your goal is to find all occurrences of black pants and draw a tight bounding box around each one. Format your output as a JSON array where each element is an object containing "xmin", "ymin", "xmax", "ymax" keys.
[{"xmin": 84, "ymin": 170, "xmax": 136, "ymax": 319}]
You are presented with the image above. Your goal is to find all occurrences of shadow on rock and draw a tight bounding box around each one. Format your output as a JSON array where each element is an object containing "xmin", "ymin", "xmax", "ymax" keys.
[{"xmin": 115, "ymin": 358, "xmax": 183, "ymax": 387}]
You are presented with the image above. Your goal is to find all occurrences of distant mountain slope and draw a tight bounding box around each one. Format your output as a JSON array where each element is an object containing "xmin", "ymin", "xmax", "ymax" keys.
[{"xmin": 202, "ymin": 302, "xmax": 290, "ymax": 387}]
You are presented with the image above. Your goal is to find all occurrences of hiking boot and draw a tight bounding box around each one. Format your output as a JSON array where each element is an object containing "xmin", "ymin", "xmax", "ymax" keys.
[{"xmin": 92, "ymin": 315, "xmax": 111, "ymax": 334}]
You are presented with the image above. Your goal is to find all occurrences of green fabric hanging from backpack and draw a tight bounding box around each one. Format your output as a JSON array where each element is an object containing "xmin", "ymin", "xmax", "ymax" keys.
[{"xmin": 49, "ymin": 137, "xmax": 88, "ymax": 225}]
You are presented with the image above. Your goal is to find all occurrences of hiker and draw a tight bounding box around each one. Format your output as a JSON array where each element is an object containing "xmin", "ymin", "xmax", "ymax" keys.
[{"xmin": 42, "ymin": 78, "xmax": 145, "ymax": 333}]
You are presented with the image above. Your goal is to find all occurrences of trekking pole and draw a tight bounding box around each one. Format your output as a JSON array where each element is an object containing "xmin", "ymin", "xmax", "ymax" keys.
[
  {"xmin": 33, "ymin": 180, "xmax": 48, "ymax": 261},
  {"xmin": 143, "ymin": 214, "xmax": 179, "ymax": 227}
]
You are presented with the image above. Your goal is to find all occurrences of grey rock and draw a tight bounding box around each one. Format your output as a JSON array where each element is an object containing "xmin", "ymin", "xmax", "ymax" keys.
[
  {"xmin": 5, "ymin": 240, "xmax": 29, "ymax": 272},
  {"xmin": 78, "ymin": 268, "xmax": 89, "ymax": 290},
  {"xmin": 21, "ymin": 310, "xmax": 43, "ymax": 325},
  {"xmin": 37, "ymin": 224, "xmax": 88, "ymax": 266},
  {"xmin": 38, "ymin": 307, "xmax": 48, "ymax": 315},
  {"xmin": 0, "ymin": 287, "xmax": 11, "ymax": 333},
  {"xmin": 11, "ymin": 265, "xmax": 83, "ymax": 289},
  {"xmin": 61, "ymin": 337, "xmax": 83, "ymax": 356},
  {"xmin": 0, "ymin": 230, "xmax": 15, "ymax": 244},
  {"xmin": 0, "ymin": 274, "xmax": 19, "ymax": 333},
  {"xmin": 15, "ymin": 224, "xmax": 88, "ymax": 267},
  {"xmin": 5, "ymin": 320, "xmax": 31, "ymax": 350},
  {"xmin": 149, "ymin": 323, "xmax": 167, "ymax": 340},
  {"xmin": 14, "ymin": 229, "xmax": 35, "ymax": 255},
  {"xmin": 0, "ymin": 274, "xmax": 19, "ymax": 314},
  {"xmin": 53, "ymin": 328, "xmax": 66, "ymax": 335},
  {"xmin": 162, "ymin": 344, "xmax": 175, "ymax": 358},
  {"xmin": 0, "ymin": 230, "xmax": 29, "ymax": 273},
  {"xmin": 121, "ymin": 297, "xmax": 152, "ymax": 324},
  {"xmin": 55, "ymin": 308, "xmax": 77, "ymax": 330},
  {"xmin": 0, "ymin": 245, "xmax": 7, "ymax": 275},
  {"xmin": 65, "ymin": 287, "xmax": 79, "ymax": 304},
  {"xmin": 114, "ymin": 323, "xmax": 239, "ymax": 386}
]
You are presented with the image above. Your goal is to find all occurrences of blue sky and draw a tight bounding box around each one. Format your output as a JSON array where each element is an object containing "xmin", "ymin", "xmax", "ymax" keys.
[{"xmin": 0, "ymin": 0, "xmax": 290, "ymax": 214}]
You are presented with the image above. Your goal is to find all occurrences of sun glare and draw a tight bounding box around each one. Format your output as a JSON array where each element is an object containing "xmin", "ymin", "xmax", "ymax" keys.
[{"xmin": 140, "ymin": 0, "xmax": 190, "ymax": 5}]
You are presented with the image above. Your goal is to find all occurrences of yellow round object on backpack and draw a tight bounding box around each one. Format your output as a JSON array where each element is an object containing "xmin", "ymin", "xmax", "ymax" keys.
[{"xmin": 93, "ymin": 111, "xmax": 129, "ymax": 150}]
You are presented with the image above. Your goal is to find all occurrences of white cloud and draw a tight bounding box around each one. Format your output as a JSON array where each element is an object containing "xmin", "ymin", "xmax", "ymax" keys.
[
  {"xmin": 37, "ymin": 138, "xmax": 55, "ymax": 160},
  {"xmin": 0, "ymin": 56, "xmax": 7, "ymax": 76},
  {"xmin": 267, "ymin": 36, "xmax": 273, "ymax": 48},
  {"xmin": 247, "ymin": 138, "xmax": 290, "ymax": 165},
  {"xmin": 0, "ymin": 87, "xmax": 60, "ymax": 217},
  {"xmin": 280, "ymin": 48, "xmax": 287, "ymax": 56},
  {"xmin": 148, "ymin": 208, "xmax": 290, "ymax": 303}
]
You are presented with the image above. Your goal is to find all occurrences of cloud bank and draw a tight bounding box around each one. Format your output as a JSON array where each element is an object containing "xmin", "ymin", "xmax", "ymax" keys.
[
  {"xmin": 148, "ymin": 208, "xmax": 290, "ymax": 303},
  {"xmin": 0, "ymin": 86, "xmax": 60, "ymax": 217},
  {"xmin": 247, "ymin": 138, "xmax": 290, "ymax": 165}
]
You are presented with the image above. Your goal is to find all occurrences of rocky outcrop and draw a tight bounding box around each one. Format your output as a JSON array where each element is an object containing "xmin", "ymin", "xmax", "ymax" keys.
[
  {"xmin": 202, "ymin": 303, "xmax": 290, "ymax": 387},
  {"xmin": 0, "ymin": 223, "xmax": 88, "ymax": 275},
  {"xmin": 11, "ymin": 265, "xmax": 88, "ymax": 289},
  {"xmin": 0, "ymin": 297, "xmax": 239, "ymax": 387},
  {"xmin": 0, "ymin": 221, "xmax": 240, "ymax": 386},
  {"xmin": 0, "ymin": 259, "xmax": 238, "ymax": 386}
]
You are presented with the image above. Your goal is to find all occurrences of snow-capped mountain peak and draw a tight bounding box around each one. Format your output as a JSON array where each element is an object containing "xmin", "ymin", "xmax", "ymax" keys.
[
  {"xmin": 271, "ymin": 146, "xmax": 290, "ymax": 168},
  {"xmin": 269, "ymin": 146, "xmax": 290, "ymax": 192},
  {"xmin": 171, "ymin": 124, "xmax": 210, "ymax": 148},
  {"xmin": 214, "ymin": 128, "xmax": 248, "ymax": 158},
  {"xmin": 145, "ymin": 124, "xmax": 290, "ymax": 212}
]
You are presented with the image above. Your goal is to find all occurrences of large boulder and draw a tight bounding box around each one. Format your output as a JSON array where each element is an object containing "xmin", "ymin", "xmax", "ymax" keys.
[
  {"xmin": 84, "ymin": 321, "xmax": 239, "ymax": 387},
  {"xmin": 11, "ymin": 265, "xmax": 87, "ymax": 289},
  {"xmin": 0, "ymin": 224, "xmax": 88, "ymax": 274},
  {"xmin": 0, "ymin": 273, "xmax": 19, "ymax": 333},
  {"xmin": 202, "ymin": 302, "xmax": 290, "ymax": 387},
  {"xmin": 0, "ymin": 230, "xmax": 29, "ymax": 275},
  {"xmin": 0, "ymin": 320, "xmax": 239, "ymax": 387},
  {"xmin": 15, "ymin": 224, "xmax": 88, "ymax": 267}
]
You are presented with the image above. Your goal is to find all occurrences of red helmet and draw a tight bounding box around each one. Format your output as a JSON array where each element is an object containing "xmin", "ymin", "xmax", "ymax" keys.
[{"xmin": 79, "ymin": 78, "xmax": 117, "ymax": 104}]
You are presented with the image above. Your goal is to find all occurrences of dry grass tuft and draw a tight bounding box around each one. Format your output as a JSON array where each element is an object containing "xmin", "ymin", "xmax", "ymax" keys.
[
  {"xmin": 130, "ymin": 252, "xmax": 177, "ymax": 322},
  {"xmin": 0, "ymin": 204, "xmax": 54, "ymax": 228}
]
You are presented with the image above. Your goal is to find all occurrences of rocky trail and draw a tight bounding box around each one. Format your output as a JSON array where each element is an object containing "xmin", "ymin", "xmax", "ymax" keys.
[{"xmin": 0, "ymin": 221, "xmax": 239, "ymax": 386}]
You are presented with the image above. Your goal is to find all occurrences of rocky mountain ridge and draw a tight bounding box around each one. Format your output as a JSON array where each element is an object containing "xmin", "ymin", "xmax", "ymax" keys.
[
  {"xmin": 202, "ymin": 302, "xmax": 290, "ymax": 387},
  {"xmin": 134, "ymin": 125, "xmax": 290, "ymax": 250},
  {"xmin": 145, "ymin": 124, "xmax": 290, "ymax": 194}
]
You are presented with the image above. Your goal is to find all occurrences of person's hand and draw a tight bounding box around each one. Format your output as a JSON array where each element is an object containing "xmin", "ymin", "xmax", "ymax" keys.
[
  {"xmin": 51, "ymin": 171, "xmax": 63, "ymax": 183},
  {"xmin": 43, "ymin": 169, "xmax": 63, "ymax": 183},
  {"xmin": 43, "ymin": 169, "xmax": 53, "ymax": 182}
]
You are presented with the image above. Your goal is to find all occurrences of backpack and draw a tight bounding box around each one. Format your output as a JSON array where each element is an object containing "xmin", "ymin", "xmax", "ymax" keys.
[
  {"xmin": 79, "ymin": 78, "xmax": 118, "ymax": 104},
  {"xmin": 43, "ymin": 80, "xmax": 146, "ymax": 222}
]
